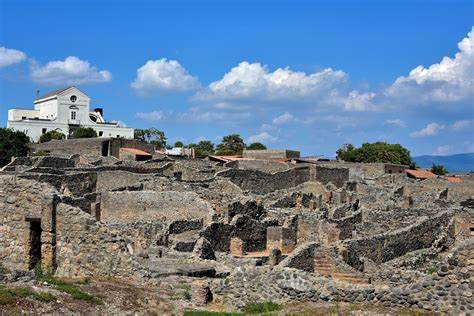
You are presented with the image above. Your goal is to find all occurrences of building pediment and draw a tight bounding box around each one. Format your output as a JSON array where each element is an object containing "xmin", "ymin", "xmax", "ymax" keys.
[{"xmin": 35, "ymin": 86, "xmax": 90, "ymax": 104}]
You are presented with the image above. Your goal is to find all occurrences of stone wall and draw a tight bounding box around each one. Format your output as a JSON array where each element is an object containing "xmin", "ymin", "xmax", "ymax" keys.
[
  {"xmin": 55, "ymin": 203, "xmax": 145, "ymax": 278},
  {"xmin": 310, "ymin": 165, "xmax": 349, "ymax": 188},
  {"xmin": 100, "ymin": 190, "xmax": 214, "ymax": 225},
  {"xmin": 243, "ymin": 149, "xmax": 300, "ymax": 159},
  {"xmin": 96, "ymin": 170, "xmax": 146, "ymax": 192},
  {"xmin": 216, "ymin": 167, "xmax": 311, "ymax": 194},
  {"xmin": 0, "ymin": 176, "xmax": 57, "ymax": 271},
  {"xmin": 277, "ymin": 242, "xmax": 319, "ymax": 272},
  {"xmin": 343, "ymin": 210, "xmax": 455, "ymax": 270},
  {"xmin": 226, "ymin": 159, "xmax": 290, "ymax": 173}
]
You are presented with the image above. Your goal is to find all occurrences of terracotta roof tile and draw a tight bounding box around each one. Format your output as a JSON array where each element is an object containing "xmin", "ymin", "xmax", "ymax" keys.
[
  {"xmin": 406, "ymin": 169, "xmax": 436, "ymax": 179},
  {"xmin": 120, "ymin": 148, "xmax": 152, "ymax": 156},
  {"xmin": 446, "ymin": 176, "xmax": 462, "ymax": 183}
]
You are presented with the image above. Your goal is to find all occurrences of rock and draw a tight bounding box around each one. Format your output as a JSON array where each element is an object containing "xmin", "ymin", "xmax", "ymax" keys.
[
  {"xmin": 462, "ymin": 291, "xmax": 472, "ymax": 298},
  {"xmin": 268, "ymin": 248, "xmax": 282, "ymax": 267},
  {"xmin": 192, "ymin": 237, "xmax": 216, "ymax": 260},
  {"xmin": 192, "ymin": 281, "xmax": 213, "ymax": 305}
]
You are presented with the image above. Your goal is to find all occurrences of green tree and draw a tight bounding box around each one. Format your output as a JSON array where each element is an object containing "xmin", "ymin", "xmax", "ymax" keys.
[
  {"xmin": 71, "ymin": 127, "xmax": 97, "ymax": 139},
  {"xmin": 216, "ymin": 134, "xmax": 245, "ymax": 156},
  {"xmin": 336, "ymin": 142, "xmax": 413, "ymax": 166},
  {"xmin": 431, "ymin": 164, "xmax": 448, "ymax": 175},
  {"xmin": 189, "ymin": 140, "xmax": 215, "ymax": 157},
  {"xmin": 246, "ymin": 142, "xmax": 267, "ymax": 150},
  {"xmin": 174, "ymin": 141, "xmax": 184, "ymax": 148},
  {"xmin": 0, "ymin": 128, "xmax": 30, "ymax": 166},
  {"xmin": 134, "ymin": 128, "xmax": 167, "ymax": 149},
  {"xmin": 39, "ymin": 130, "xmax": 65, "ymax": 143}
]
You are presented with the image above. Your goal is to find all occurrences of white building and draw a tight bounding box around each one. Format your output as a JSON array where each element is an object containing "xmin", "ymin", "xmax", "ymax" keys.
[{"xmin": 7, "ymin": 86, "xmax": 134, "ymax": 142}]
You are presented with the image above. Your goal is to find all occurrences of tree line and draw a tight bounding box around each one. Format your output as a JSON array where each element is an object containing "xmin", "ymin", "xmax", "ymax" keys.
[{"xmin": 0, "ymin": 127, "xmax": 451, "ymax": 175}]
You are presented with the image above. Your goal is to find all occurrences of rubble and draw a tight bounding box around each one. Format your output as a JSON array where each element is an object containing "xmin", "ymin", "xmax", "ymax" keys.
[{"xmin": 0, "ymin": 155, "xmax": 473, "ymax": 314}]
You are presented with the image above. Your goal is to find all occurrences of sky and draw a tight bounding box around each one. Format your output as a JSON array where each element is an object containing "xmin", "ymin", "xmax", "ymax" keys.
[{"xmin": 0, "ymin": 0, "xmax": 473, "ymax": 157}]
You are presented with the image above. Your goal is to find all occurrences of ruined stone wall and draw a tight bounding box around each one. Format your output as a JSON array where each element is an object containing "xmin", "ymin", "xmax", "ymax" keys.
[
  {"xmin": 310, "ymin": 165, "xmax": 349, "ymax": 188},
  {"xmin": 96, "ymin": 170, "xmax": 147, "ymax": 192},
  {"xmin": 243, "ymin": 149, "xmax": 300, "ymax": 159},
  {"xmin": 100, "ymin": 190, "xmax": 214, "ymax": 225},
  {"xmin": 343, "ymin": 210, "xmax": 455, "ymax": 270},
  {"xmin": 0, "ymin": 176, "xmax": 57, "ymax": 271},
  {"xmin": 19, "ymin": 172, "xmax": 97, "ymax": 197},
  {"xmin": 226, "ymin": 160, "xmax": 290, "ymax": 173},
  {"xmin": 55, "ymin": 203, "xmax": 145, "ymax": 278},
  {"xmin": 216, "ymin": 167, "xmax": 311, "ymax": 194}
]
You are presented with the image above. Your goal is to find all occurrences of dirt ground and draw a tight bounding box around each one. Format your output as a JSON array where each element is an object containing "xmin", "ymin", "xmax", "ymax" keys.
[{"xmin": 0, "ymin": 277, "xmax": 434, "ymax": 315}]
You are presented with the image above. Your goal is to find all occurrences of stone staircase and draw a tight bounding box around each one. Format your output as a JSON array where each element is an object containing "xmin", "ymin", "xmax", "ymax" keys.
[{"xmin": 314, "ymin": 249, "xmax": 370, "ymax": 284}]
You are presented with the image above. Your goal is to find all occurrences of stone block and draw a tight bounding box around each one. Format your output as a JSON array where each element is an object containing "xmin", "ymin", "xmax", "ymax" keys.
[
  {"xmin": 266, "ymin": 226, "xmax": 297, "ymax": 253},
  {"xmin": 230, "ymin": 237, "xmax": 245, "ymax": 256}
]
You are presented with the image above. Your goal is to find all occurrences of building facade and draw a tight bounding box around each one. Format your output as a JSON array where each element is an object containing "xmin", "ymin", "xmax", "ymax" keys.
[{"xmin": 7, "ymin": 86, "xmax": 134, "ymax": 142}]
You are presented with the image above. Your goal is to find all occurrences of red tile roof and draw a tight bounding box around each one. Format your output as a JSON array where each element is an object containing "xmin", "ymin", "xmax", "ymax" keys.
[
  {"xmin": 36, "ymin": 86, "xmax": 73, "ymax": 100},
  {"xmin": 406, "ymin": 169, "xmax": 436, "ymax": 179},
  {"xmin": 446, "ymin": 176, "xmax": 462, "ymax": 183},
  {"xmin": 208, "ymin": 155, "xmax": 253, "ymax": 163},
  {"xmin": 121, "ymin": 148, "xmax": 152, "ymax": 156}
]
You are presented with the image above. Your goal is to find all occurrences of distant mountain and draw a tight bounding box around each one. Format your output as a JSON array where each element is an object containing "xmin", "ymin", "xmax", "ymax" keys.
[{"xmin": 413, "ymin": 153, "xmax": 474, "ymax": 173}]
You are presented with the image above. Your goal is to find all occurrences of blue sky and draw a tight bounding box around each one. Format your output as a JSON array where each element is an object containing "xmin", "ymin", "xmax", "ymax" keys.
[{"xmin": 1, "ymin": 0, "xmax": 473, "ymax": 157}]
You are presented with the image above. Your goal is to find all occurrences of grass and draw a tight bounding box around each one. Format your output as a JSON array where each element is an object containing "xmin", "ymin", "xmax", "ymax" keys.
[
  {"xmin": 183, "ymin": 302, "xmax": 282, "ymax": 316},
  {"xmin": 242, "ymin": 302, "xmax": 283, "ymax": 314},
  {"xmin": 35, "ymin": 266, "xmax": 103, "ymax": 305},
  {"xmin": 426, "ymin": 266, "xmax": 439, "ymax": 274},
  {"xmin": 0, "ymin": 286, "xmax": 56, "ymax": 305},
  {"xmin": 183, "ymin": 312, "xmax": 243, "ymax": 316},
  {"xmin": 0, "ymin": 263, "xmax": 9, "ymax": 276}
]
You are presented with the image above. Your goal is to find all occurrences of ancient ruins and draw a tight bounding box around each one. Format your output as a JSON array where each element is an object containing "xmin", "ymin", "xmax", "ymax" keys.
[{"xmin": 0, "ymin": 151, "xmax": 473, "ymax": 314}]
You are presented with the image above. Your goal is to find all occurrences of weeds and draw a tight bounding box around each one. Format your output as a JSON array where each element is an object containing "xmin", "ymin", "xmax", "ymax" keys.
[
  {"xmin": 426, "ymin": 266, "xmax": 439, "ymax": 274},
  {"xmin": 183, "ymin": 311, "xmax": 243, "ymax": 316},
  {"xmin": 35, "ymin": 265, "xmax": 103, "ymax": 305},
  {"xmin": 0, "ymin": 286, "xmax": 56, "ymax": 305},
  {"xmin": 242, "ymin": 301, "xmax": 283, "ymax": 314}
]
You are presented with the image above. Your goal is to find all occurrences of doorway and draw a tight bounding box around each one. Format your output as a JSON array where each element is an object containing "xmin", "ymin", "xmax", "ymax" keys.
[{"xmin": 27, "ymin": 219, "xmax": 42, "ymax": 270}]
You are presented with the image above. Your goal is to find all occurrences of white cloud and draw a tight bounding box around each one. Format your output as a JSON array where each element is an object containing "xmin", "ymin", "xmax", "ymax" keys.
[
  {"xmin": 247, "ymin": 131, "xmax": 277, "ymax": 144},
  {"xmin": 176, "ymin": 110, "xmax": 251, "ymax": 123},
  {"xmin": 135, "ymin": 110, "xmax": 168, "ymax": 122},
  {"xmin": 131, "ymin": 58, "xmax": 200, "ymax": 95},
  {"xmin": 435, "ymin": 145, "xmax": 451, "ymax": 155},
  {"xmin": 451, "ymin": 119, "xmax": 473, "ymax": 131},
  {"xmin": 410, "ymin": 122, "xmax": 445, "ymax": 138},
  {"xmin": 0, "ymin": 47, "xmax": 27, "ymax": 68},
  {"xmin": 385, "ymin": 119, "xmax": 407, "ymax": 128},
  {"xmin": 272, "ymin": 112, "xmax": 295, "ymax": 124},
  {"xmin": 199, "ymin": 61, "xmax": 347, "ymax": 101},
  {"xmin": 30, "ymin": 56, "xmax": 111, "ymax": 85},
  {"xmin": 260, "ymin": 123, "xmax": 277, "ymax": 131},
  {"xmin": 386, "ymin": 27, "xmax": 474, "ymax": 103},
  {"xmin": 341, "ymin": 90, "xmax": 376, "ymax": 111}
]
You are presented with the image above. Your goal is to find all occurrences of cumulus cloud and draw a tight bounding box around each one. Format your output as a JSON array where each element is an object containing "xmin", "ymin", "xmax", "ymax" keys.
[
  {"xmin": 247, "ymin": 131, "xmax": 277, "ymax": 144},
  {"xmin": 272, "ymin": 112, "xmax": 295, "ymax": 124},
  {"xmin": 30, "ymin": 56, "xmax": 111, "ymax": 85},
  {"xmin": 341, "ymin": 90, "xmax": 376, "ymax": 111},
  {"xmin": 451, "ymin": 119, "xmax": 473, "ymax": 131},
  {"xmin": 0, "ymin": 47, "xmax": 27, "ymax": 68},
  {"xmin": 131, "ymin": 58, "xmax": 200, "ymax": 95},
  {"xmin": 135, "ymin": 110, "xmax": 168, "ymax": 122},
  {"xmin": 198, "ymin": 61, "xmax": 347, "ymax": 101},
  {"xmin": 435, "ymin": 145, "xmax": 451, "ymax": 155},
  {"xmin": 385, "ymin": 119, "xmax": 407, "ymax": 128},
  {"xmin": 176, "ymin": 110, "xmax": 251, "ymax": 123},
  {"xmin": 386, "ymin": 27, "xmax": 474, "ymax": 103},
  {"xmin": 410, "ymin": 122, "xmax": 445, "ymax": 138}
]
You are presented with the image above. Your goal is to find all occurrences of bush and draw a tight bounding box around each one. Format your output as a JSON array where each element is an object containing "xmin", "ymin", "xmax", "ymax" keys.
[
  {"xmin": 70, "ymin": 127, "xmax": 97, "ymax": 139},
  {"xmin": 431, "ymin": 164, "xmax": 448, "ymax": 175},
  {"xmin": 0, "ymin": 128, "xmax": 30, "ymax": 167},
  {"xmin": 39, "ymin": 130, "xmax": 65, "ymax": 143},
  {"xmin": 246, "ymin": 142, "xmax": 267, "ymax": 150}
]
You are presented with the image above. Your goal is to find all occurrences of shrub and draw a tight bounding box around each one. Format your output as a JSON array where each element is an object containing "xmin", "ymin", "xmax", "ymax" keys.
[
  {"xmin": 0, "ymin": 128, "xmax": 30, "ymax": 167},
  {"xmin": 39, "ymin": 130, "xmax": 65, "ymax": 143},
  {"xmin": 70, "ymin": 127, "xmax": 97, "ymax": 139},
  {"xmin": 431, "ymin": 164, "xmax": 449, "ymax": 175}
]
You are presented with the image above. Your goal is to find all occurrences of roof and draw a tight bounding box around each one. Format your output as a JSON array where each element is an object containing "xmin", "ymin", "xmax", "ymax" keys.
[
  {"xmin": 445, "ymin": 176, "xmax": 463, "ymax": 183},
  {"xmin": 36, "ymin": 87, "xmax": 73, "ymax": 101},
  {"xmin": 406, "ymin": 169, "xmax": 436, "ymax": 179},
  {"xmin": 293, "ymin": 157, "xmax": 321, "ymax": 164},
  {"xmin": 270, "ymin": 158, "xmax": 293, "ymax": 162},
  {"xmin": 120, "ymin": 148, "xmax": 152, "ymax": 156}
]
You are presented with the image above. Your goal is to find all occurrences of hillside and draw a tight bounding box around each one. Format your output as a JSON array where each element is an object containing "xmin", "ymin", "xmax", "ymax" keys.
[{"xmin": 413, "ymin": 152, "xmax": 474, "ymax": 173}]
